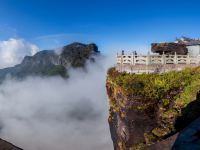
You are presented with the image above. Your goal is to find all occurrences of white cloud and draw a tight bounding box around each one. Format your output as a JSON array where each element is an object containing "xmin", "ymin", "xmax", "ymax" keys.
[
  {"xmin": 0, "ymin": 56, "xmax": 114, "ymax": 150},
  {"xmin": 0, "ymin": 38, "xmax": 39, "ymax": 68},
  {"xmin": 35, "ymin": 33, "xmax": 82, "ymax": 40}
]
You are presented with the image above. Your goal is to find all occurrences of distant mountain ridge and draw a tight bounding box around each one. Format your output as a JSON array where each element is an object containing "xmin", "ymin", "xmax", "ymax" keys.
[{"xmin": 0, "ymin": 42, "xmax": 99, "ymax": 81}]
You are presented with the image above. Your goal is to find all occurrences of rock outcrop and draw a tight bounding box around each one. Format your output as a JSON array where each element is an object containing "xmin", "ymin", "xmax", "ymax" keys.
[
  {"xmin": 106, "ymin": 67, "xmax": 200, "ymax": 149},
  {"xmin": 145, "ymin": 134, "xmax": 178, "ymax": 150},
  {"xmin": 151, "ymin": 43, "xmax": 188, "ymax": 55},
  {"xmin": 0, "ymin": 138, "xmax": 22, "ymax": 150}
]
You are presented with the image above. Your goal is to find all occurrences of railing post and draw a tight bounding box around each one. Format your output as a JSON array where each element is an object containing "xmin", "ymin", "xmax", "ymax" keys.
[
  {"xmin": 187, "ymin": 53, "xmax": 190, "ymax": 64},
  {"xmin": 146, "ymin": 52, "xmax": 150, "ymax": 65},
  {"xmin": 162, "ymin": 51, "xmax": 165, "ymax": 65},
  {"xmin": 198, "ymin": 54, "xmax": 200, "ymax": 64},
  {"xmin": 131, "ymin": 52, "xmax": 135, "ymax": 65},
  {"xmin": 134, "ymin": 54, "xmax": 137, "ymax": 65},
  {"xmin": 120, "ymin": 50, "xmax": 123, "ymax": 72},
  {"xmin": 174, "ymin": 52, "xmax": 177, "ymax": 64}
]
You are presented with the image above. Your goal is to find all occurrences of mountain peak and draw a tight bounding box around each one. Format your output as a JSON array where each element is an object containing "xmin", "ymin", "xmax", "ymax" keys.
[{"xmin": 0, "ymin": 42, "xmax": 100, "ymax": 81}]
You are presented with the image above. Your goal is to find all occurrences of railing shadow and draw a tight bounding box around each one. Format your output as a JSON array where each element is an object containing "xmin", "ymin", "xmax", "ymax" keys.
[
  {"xmin": 175, "ymin": 92, "xmax": 200, "ymax": 131},
  {"xmin": 172, "ymin": 92, "xmax": 200, "ymax": 150}
]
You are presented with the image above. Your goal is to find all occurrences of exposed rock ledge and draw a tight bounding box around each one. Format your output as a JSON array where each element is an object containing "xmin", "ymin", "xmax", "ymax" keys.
[
  {"xmin": 151, "ymin": 43, "xmax": 188, "ymax": 55},
  {"xmin": 106, "ymin": 67, "xmax": 200, "ymax": 150},
  {"xmin": 0, "ymin": 138, "xmax": 22, "ymax": 150}
]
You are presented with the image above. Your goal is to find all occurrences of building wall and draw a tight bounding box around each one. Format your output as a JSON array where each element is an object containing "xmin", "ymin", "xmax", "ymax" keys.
[{"xmin": 187, "ymin": 45, "xmax": 200, "ymax": 55}]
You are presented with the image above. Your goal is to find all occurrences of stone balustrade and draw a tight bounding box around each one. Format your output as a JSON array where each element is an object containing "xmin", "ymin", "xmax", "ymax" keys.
[
  {"xmin": 116, "ymin": 52, "xmax": 200, "ymax": 74},
  {"xmin": 117, "ymin": 52, "xmax": 200, "ymax": 65}
]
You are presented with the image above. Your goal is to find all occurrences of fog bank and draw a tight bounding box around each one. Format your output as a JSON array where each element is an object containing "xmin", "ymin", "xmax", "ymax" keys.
[{"xmin": 0, "ymin": 55, "xmax": 114, "ymax": 150}]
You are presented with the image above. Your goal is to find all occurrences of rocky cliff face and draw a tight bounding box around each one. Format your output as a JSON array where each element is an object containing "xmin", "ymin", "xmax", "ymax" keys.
[
  {"xmin": 0, "ymin": 42, "xmax": 99, "ymax": 81},
  {"xmin": 0, "ymin": 138, "xmax": 22, "ymax": 150},
  {"xmin": 106, "ymin": 67, "xmax": 200, "ymax": 150}
]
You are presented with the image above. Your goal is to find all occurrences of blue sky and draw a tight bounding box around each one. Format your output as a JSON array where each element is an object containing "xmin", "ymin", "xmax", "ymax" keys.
[{"xmin": 1, "ymin": 0, "xmax": 200, "ymax": 53}]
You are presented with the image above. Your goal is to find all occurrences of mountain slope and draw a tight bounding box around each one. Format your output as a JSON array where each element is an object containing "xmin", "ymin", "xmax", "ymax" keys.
[{"xmin": 0, "ymin": 42, "xmax": 99, "ymax": 81}]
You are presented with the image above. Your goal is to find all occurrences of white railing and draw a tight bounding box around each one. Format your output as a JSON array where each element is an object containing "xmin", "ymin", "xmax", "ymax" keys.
[{"xmin": 116, "ymin": 52, "xmax": 200, "ymax": 65}]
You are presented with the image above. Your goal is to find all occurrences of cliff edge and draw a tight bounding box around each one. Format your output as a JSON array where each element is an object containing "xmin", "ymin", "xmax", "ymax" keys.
[{"xmin": 106, "ymin": 67, "xmax": 200, "ymax": 150}]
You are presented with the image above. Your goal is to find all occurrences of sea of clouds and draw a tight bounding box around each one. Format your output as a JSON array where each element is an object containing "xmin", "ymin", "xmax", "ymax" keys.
[{"xmin": 0, "ymin": 38, "xmax": 113, "ymax": 150}]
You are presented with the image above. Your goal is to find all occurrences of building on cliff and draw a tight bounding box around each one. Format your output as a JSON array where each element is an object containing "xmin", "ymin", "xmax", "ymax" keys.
[
  {"xmin": 151, "ymin": 37, "xmax": 200, "ymax": 55},
  {"xmin": 116, "ymin": 37, "xmax": 200, "ymax": 74},
  {"xmin": 175, "ymin": 37, "xmax": 200, "ymax": 55}
]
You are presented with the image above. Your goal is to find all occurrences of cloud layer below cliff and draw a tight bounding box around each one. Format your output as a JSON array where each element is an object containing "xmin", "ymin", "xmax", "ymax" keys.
[{"xmin": 0, "ymin": 53, "xmax": 113, "ymax": 150}]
